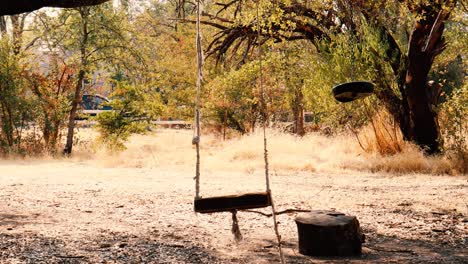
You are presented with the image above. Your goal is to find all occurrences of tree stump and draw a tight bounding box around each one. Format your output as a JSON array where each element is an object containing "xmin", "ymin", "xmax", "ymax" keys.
[{"xmin": 295, "ymin": 210, "xmax": 364, "ymax": 256}]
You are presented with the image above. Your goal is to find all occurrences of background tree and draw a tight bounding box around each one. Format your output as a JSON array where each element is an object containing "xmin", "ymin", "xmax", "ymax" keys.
[
  {"xmin": 0, "ymin": 39, "xmax": 33, "ymax": 153},
  {"xmin": 198, "ymin": 0, "xmax": 463, "ymax": 154},
  {"xmin": 57, "ymin": 3, "xmax": 136, "ymax": 154}
]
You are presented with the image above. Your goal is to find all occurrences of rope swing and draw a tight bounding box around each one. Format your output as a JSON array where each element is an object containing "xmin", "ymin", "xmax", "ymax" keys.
[
  {"xmin": 255, "ymin": 1, "xmax": 286, "ymax": 263},
  {"xmin": 192, "ymin": 0, "xmax": 285, "ymax": 262}
]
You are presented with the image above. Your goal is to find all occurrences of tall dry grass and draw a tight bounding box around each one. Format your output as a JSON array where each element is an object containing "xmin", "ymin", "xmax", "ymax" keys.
[
  {"xmin": 72, "ymin": 128, "xmax": 461, "ymax": 176},
  {"xmin": 354, "ymin": 110, "xmax": 404, "ymax": 155}
]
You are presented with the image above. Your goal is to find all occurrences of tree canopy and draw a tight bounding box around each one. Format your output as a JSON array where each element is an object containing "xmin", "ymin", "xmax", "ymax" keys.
[{"xmin": 0, "ymin": 0, "xmax": 110, "ymax": 16}]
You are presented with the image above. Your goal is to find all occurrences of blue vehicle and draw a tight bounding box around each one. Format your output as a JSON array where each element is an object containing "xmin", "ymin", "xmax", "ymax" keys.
[{"xmin": 78, "ymin": 94, "xmax": 112, "ymax": 118}]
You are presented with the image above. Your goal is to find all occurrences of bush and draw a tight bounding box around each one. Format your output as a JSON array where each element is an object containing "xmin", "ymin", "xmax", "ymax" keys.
[
  {"xmin": 26, "ymin": 65, "xmax": 75, "ymax": 153},
  {"xmin": 355, "ymin": 109, "xmax": 404, "ymax": 155},
  {"xmin": 95, "ymin": 84, "xmax": 164, "ymax": 151},
  {"xmin": 0, "ymin": 38, "xmax": 37, "ymax": 155},
  {"xmin": 439, "ymin": 84, "xmax": 467, "ymax": 173}
]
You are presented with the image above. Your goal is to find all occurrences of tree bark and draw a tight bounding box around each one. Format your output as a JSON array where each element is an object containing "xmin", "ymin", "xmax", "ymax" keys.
[
  {"xmin": 292, "ymin": 88, "xmax": 305, "ymax": 136},
  {"xmin": 0, "ymin": 16, "xmax": 6, "ymax": 37},
  {"xmin": 10, "ymin": 14, "xmax": 28, "ymax": 55},
  {"xmin": 367, "ymin": 3, "xmax": 455, "ymax": 154},
  {"xmin": 402, "ymin": 7, "xmax": 452, "ymax": 154},
  {"xmin": 63, "ymin": 70, "xmax": 84, "ymax": 155},
  {"xmin": 295, "ymin": 210, "xmax": 364, "ymax": 256}
]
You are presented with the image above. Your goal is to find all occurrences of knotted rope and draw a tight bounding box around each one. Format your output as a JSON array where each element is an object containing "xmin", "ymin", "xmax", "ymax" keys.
[
  {"xmin": 193, "ymin": 0, "xmax": 203, "ymax": 200},
  {"xmin": 192, "ymin": 1, "xmax": 285, "ymax": 261}
]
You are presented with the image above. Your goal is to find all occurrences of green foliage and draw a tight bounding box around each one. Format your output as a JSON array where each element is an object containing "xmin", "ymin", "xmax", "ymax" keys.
[
  {"xmin": 26, "ymin": 64, "xmax": 75, "ymax": 152},
  {"xmin": 0, "ymin": 38, "xmax": 36, "ymax": 154},
  {"xmin": 440, "ymin": 84, "xmax": 467, "ymax": 172},
  {"xmin": 206, "ymin": 61, "xmax": 260, "ymax": 133},
  {"xmin": 303, "ymin": 30, "xmax": 380, "ymax": 131},
  {"xmin": 205, "ymin": 52, "xmax": 291, "ymax": 133},
  {"xmin": 0, "ymin": 0, "xmax": 464, "ymax": 160},
  {"xmin": 131, "ymin": 2, "xmax": 197, "ymax": 121},
  {"xmin": 95, "ymin": 83, "xmax": 164, "ymax": 151}
]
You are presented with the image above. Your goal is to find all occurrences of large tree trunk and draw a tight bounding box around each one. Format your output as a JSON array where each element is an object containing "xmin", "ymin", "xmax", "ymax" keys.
[
  {"xmin": 404, "ymin": 63, "xmax": 440, "ymax": 154},
  {"xmin": 401, "ymin": 8, "xmax": 452, "ymax": 154}
]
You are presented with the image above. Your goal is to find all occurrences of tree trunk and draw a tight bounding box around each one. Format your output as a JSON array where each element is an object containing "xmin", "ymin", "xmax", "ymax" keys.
[
  {"xmin": 402, "ymin": 9, "xmax": 451, "ymax": 154},
  {"xmin": 292, "ymin": 88, "xmax": 305, "ymax": 136},
  {"xmin": 0, "ymin": 16, "xmax": 6, "ymax": 36},
  {"xmin": 10, "ymin": 14, "xmax": 27, "ymax": 55},
  {"xmin": 64, "ymin": 8, "xmax": 89, "ymax": 155},
  {"xmin": 63, "ymin": 70, "xmax": 84, "ymax": 155},
  {"xmin": 404, "ymin": 68, "xmax": 440, "ymax": 154},
  {"xmin": 295, "ymin": 210, "xmax": 364, "ymax": 256}
]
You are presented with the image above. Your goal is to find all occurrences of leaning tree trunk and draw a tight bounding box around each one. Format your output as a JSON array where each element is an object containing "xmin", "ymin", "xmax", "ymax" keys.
[
  {"xmin": 63, "ymin": 70, "xmax": 84, "ymax": 155},
  {"xmin": 64, "ymin": 8, "xmax": 89, "ymax": 155},
  {"xmin": 402, "ymin": 9, "xmax": 451, "ymax": 154}
]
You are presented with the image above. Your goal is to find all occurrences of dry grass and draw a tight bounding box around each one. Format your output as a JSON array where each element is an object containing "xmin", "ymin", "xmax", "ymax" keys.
[
  {"xmin": 67, "ymin": 128, "xmax": 462, "ymax": 176},
  {"xmin": 355, "ymin": 110, "xmax": 405, "ymax": 155}
]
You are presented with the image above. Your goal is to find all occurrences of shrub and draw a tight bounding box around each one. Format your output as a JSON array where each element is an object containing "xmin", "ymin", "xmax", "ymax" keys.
[
  {"xmin": 0, "ymin": 38, "xmax": 37, "ymax": 155},
  {"xmin": 26, "ymin": 65, "xmax": 75, "ymax": 153},
  {"xmin": 95, "ymin": 83, "xmax": 164, "ymax": 151},
  {"xmin": 439, "ymin": 84, "xmax": 467, "ymax": 173}
]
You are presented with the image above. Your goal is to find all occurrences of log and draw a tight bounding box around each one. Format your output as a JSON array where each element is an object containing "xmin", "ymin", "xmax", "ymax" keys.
[{"xmin": 295, "ymin": 210, "xmax": 364, "ymax": 256}]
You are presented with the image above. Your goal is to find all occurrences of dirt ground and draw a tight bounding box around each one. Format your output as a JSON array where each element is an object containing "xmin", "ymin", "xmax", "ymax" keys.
[{"xmin": 0, "ymin": 130, "xmax": 467, "ymax": 263}]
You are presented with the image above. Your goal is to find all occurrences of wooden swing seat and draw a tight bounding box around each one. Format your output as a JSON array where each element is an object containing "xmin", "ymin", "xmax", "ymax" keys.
[
  {"xmin": 332, "ymin": 81, "xmax": 374, "ymax": 102},
  {"xmin": 194, "ymin": 192, "xmax": 271, "ymax": 213}
]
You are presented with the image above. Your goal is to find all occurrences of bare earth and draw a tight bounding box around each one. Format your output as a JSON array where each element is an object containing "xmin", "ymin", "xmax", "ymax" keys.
[{"xmin": 0, "ymin": 130, "xmax": 467, "ymax": 263}]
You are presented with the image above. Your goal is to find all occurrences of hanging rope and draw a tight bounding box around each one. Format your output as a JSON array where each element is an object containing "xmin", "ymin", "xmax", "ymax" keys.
[
  {"xmin": 231, "ymin": 210, "xmax": 243, "ymax": 241},
  {"xmin": 348, "ymin": 0, "xmax": 356, "ymax": 80},
  {"xmin": 193, "ymin": 0, "xmax": 285, "ymax": 256},
  {"xmin": 256, "ymin": 1, "xmax": 285, "ymax": 263},
  {"xmin": 193, "ymin": 0, "xmax": 203, "ymax": 200},
  {"xmin": 193, "ymin": 0, "xmax": 244, "ymax": 242}
]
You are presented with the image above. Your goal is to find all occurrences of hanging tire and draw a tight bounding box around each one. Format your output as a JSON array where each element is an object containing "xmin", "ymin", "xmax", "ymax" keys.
[{"xmin": 332, "ymin": 81, "xmax": 374, "ymax": 103}]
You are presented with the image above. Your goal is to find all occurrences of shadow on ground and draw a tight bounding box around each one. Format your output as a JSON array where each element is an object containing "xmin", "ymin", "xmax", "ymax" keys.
[
  {"xmin": 0, "ymin": 231, "xmax": 223, "ymax": 264},
  {"xmin": 257, "ymin": 231, "xmax": 467, "ymax": 264},
  {"xmin": 1, "ymin": 212, "xmax": 466, "ymax": 263},
  {"xmin": 1, "ymin": 229, "xmax": 466, "ymax": 263},
  {"xmin": 0, "ymin": 213, "xmax": 35, "ymax": 227}
]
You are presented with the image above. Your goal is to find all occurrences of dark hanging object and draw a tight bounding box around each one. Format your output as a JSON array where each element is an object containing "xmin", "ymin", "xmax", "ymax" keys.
[
  {"xmin": 332, "ymin": 81, "xmax": 374, "ymax": 103},
  {"xmin": 194, "ymin": 192, "xmax": 271, "ymax": 213}
]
